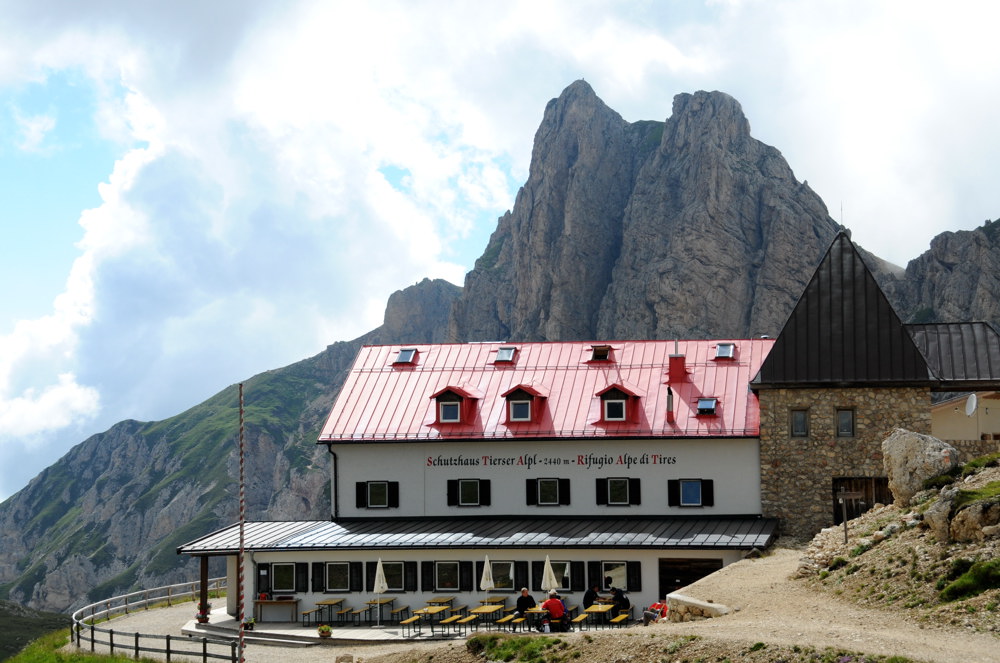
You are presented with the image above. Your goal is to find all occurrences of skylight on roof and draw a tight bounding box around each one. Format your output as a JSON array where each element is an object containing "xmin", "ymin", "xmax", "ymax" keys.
[
  {"xmin": 591, "ymin": 345, "xmax": 611, "ymax": 361},
  {"xmin": 394, "ymin": 348, "xmax": 416, "ymax": 364},
  {"xmin": 716, "ymin": 343, "xmax": 735, "ymax": 359},
  {"xmin": 697, "ymin": 398, "xmax": 718, "ymax": 415},
  {"xmin": 496, "ymin": 347, "xmax": 516, "ymax": 362}
]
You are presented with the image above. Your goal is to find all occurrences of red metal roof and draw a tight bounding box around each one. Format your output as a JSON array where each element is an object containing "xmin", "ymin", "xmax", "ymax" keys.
[{"xmin": 317, "ymin": 339, "xmax": 774, "ymax": 443}]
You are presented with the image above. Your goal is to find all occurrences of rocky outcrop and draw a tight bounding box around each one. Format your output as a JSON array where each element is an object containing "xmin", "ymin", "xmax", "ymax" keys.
[
  {"xmin": 882, "ymin": 429, "xmax": 961, "ymax": 506},
  {"xmin": 450, "ymin": 82, "xmax": 842, "ymax": 342}
]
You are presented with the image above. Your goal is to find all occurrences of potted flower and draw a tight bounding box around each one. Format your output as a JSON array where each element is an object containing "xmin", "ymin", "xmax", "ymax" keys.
[
  {"xmin": 242, "ymin": 617, "xmax": 255, "ymax": 631},
  {"xmin": 317, "ymin": 624, "xmax": 332, "ymax": 638},
  {"xmin": 196, "ymin": 603, "xmax": 212, "ymax": 624}
]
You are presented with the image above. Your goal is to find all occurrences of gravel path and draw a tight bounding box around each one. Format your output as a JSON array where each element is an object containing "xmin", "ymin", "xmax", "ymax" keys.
[{"xmin": 72, "ymin": 548, "xmax": 999, "ymax": 663}]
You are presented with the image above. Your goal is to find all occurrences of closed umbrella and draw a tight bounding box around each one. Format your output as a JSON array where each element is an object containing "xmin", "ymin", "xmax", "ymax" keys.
[
  {"xmin": 372, "ymin": 558, "xmax": 389, "ymax": 627},
  {"xmin": 541, "ymin": 555, "xmax": 560, "ymax": 593},
  {"xmin": 480, "ymin": 555, "xmax": 495, "ymax": 601}
]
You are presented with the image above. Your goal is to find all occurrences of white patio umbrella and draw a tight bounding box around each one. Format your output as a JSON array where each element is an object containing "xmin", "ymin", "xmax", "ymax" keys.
[
  {"xmin": 479, "ymin": 555, "xmax": 496, "ymax": 601},
  {"xmin": 372, "ymin": 557, "xmax": 389, "ymax": 627},
  {"xmin": 541, "ymin": 555, "xmax": 560, "ymax": 593}
]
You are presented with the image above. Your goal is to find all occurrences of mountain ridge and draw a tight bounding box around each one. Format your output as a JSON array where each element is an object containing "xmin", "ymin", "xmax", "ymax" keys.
[{"xmin": 1, "ymin": 81, "xmax": 997, "ymax": 612}]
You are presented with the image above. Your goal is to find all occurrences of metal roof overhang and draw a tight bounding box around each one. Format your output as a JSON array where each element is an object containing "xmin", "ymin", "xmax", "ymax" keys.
[{"xmin": 177, "ymin": 516, "xmax": 777, "ymax": 557}]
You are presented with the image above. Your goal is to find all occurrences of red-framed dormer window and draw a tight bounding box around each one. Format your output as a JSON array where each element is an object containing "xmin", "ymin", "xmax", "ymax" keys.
[
  {"xmin": 598, "ymin": 386, "xmax": 634, "ymax": 422},
  {"xmin": 437, "ymin": 391, "xmax": 462, "ymax": 423},
  {"xmin": 501, "ymin": 384, "xmax": 548, "ymax": 425}
]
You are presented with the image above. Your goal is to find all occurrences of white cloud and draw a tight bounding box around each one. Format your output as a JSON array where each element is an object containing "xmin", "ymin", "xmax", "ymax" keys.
[{"xmin": 12, "ymin": 108, "xmax": 56, "ymax": 153}]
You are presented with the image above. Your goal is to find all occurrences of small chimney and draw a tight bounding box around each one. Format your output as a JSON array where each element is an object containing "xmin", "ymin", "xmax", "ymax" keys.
[{"xmin": 669, "ymin": 354, "xmax": 687, "ymax": 383}]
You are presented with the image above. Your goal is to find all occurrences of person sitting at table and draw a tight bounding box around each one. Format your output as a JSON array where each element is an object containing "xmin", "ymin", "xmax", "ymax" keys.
[
  {"xmin": 610, "ymin": 587, "xmax": 631, "ymax": 615},
  {"xmin": 643, "ymin": 599, "xmax": 668, "ymax": 625},
  {"xmin": 510, "ymin": 587, "xmax": 536, "ymax": 631},
  {"xmin": 541, "ymin": 590, "xmax": 567, "ymax": 631},
  {"xmin": 582, "ymin": 582, "xmax": 601, "ymax": 609}
]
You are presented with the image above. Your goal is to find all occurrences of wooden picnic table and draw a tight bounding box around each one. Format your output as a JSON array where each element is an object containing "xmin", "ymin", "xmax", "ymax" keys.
[
  {"xmin": 253, "ymin": 598, "xmax": 299, "ymax": 622},
  {"xmin": 366, "ymin": 596, "xmax": 396, "ymax": 623},
  {"xmin": 524, "ymin": 606, "xmax": 548, "ymax": 631},
  {"xmin": 314, "ymin": 597, "xmax": 344, "ymax": 623},
  {"xmin": 584, "ymin": 602, "xmax": 615, "ymax": 628},
  {"xmin": 479, "ymin": 596, "xmax": 506, "ymax": 604},
  {"xmin": 469, "ymin": 603, "xmax": 504, "ymax": 628},
  {"xmin": 426, "ymin": 596, "xmax": 455, "ymax": 605},
  {"xmin": 413, "ymin": 605, "xmax": 450, "ymax": 634}
]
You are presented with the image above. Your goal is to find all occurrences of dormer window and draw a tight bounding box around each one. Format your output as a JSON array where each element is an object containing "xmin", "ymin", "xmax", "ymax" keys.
[
  {"xmin": 496, "ymin": 347, "xmax": 516, "ymax": 363},
  {"xmin": 591, "ymin": 345, "xmax": 611, "ymax": 361},
  {"xmin": 602, "ymin": 387, "xmax": 629, "ymax": 421},
  {"xmin": 697, "ymin": 397, "xmax": 718, "ymax": 416},
  {"xmin": 509, "ymin": 399, "xmax": 532, "ymax": 422},
  {"xmin": 394, "ymin": 348, "xmax": 417, "ymax": 364},
  {"xmin": 715, "ymin": 343, "xmax": 735, "ymax": 359},
  {"xmin": 502, "ymin": 384, "xmax": 547, "ymax": 425},
  {"xmin": 437, "ymin": 392, "xmax": 462, "ymax": 423}
]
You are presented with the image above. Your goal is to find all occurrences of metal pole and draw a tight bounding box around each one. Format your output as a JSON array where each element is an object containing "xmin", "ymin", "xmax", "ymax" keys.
[{"xmin": 238, "ymin": 383, "xmax": 246, "ymax": 663}]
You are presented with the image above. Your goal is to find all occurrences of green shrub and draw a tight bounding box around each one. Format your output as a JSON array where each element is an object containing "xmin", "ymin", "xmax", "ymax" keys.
[{"xmin": 939, "ymin": 558, "xmax": 1000, "ymax": 601}]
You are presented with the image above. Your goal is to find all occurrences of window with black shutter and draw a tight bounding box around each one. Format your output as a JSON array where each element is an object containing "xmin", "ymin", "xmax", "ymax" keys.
[
  {"xmin": 356, "ymin": 481, "xmax": 400, "ymax": 509},
  {"xmin": 667, "ymin": 479, "xmax": 714, "ymax": 507},
  {"xmin": 596, "ymin": 477, "xmax": 641, "ymax": 506},
  {"xmin": 447, "ymin": 478, "xmax": 491, "ymax": 506},
  {"xmin": 526, "ymin": 478, "xmax": 570, "ymax": 506}
]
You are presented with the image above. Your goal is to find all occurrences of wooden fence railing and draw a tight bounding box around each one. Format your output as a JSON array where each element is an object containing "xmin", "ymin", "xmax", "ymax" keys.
[{"xmin": 71, "ymin": 577, "xmax": 237, "ymax": 662}]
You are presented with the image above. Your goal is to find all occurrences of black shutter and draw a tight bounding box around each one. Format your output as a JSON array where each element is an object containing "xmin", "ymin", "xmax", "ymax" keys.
[
  {"xmin": 480, "ymin": 479, "xmax": 491, "ymax": 506},
  {"xmin": 531, "ymin": 561, "xmax": 543, "ymax": 591},
  {"xmin": 459, "ymin": 561, "xmax": 473, "ymax": 591},
  {"xmin": 349, "ymin": 562, "xmax": 363, "ymax": 592},
  {"xmin": 447, "ymin": 480, "xmax": 458, "ymax": 506},
  {"xmin": 667, "ymin": 479, "xmax": 680, "ymax": 507},
  {"xmin": 404, "ymin": 562, "xmax": 418, "ymax": 592},
  {"xmin": 365, "ymin": 561, "xmax": 376, "ymax": 591},
  {"xmin": 559, "ymin": 478, "xmax": 571, "ymax": 505},
  {"xmin": 356, "ymin": 482, "xmax": 368, "ymax": 508},
  {"xmin": 514, "ymin": 561, "xmax": 529, "ymax": 592},
  {"xmin": 629, "ymin": 478, "xmax": 641, "ymax": 505},
  {"xmin": 526, "ymin": 479, "xmax": 537, "ymax": 505},
  {"xmin": 587, "ymin": 561, "xmax": 602, "ymax": 590},
  {"xmin": 475, "ymin": 561, "xmax": 484, "ymax": 589},
  {"xmin": 295, "ymin": 563, "xmax": 308, "ymax": 592},
  {"xmin": 596, "ymin": 478, "xmax": 608, "ymax": 505},
  {"xmin": 311, "ymin": 562, "xmax": 325, "ymax": 592},
  {"xmin": 570, "ymin": 561, "xmax": 585, "ymax": 591},
  {"xmin": 256, "ymin": 563, "xmax": 271, "ymax": 595},
  {"xmin": 702, "ymin": 479, "xmax": 714, "ymax": 506},
  {"xmin": 421, "ymin": 561, "xmax": 435, "ymax": 591},
  {"xmin": 626, "ymin": 561, "xmax": 642, "ymax": 592},
  {"xmin": 388, "ymin": 481, "xmax": 400, "ymax": 508}
]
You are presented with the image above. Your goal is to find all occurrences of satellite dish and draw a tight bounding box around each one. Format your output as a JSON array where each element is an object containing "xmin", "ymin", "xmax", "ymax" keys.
[{"xmin": 965, "ymin": 393, "xmax": 978, "ymax": 417}]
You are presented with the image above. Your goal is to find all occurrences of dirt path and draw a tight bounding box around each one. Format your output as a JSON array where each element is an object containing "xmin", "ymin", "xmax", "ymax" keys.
[{"xmin": 659, "ymin": 547, "xmax": 998, "ymax": 663}]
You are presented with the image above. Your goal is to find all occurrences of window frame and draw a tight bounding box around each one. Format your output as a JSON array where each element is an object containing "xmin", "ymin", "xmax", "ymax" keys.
[
  {"xmin": 790, "ymin": 409, "xmax": 809, "ymax": 437},
  {"xmin": 496, "ymin": 347, "xmax": 516, "ymax": 362},
  {"xmin": 380, "ymin": 561, "xmax": 405, "ymax": 592},
  {"xmin": 271, "ymin": 562, "xmax": 296, "ymax": 593},
  {"xmin": 601, "ymin": 561, "xmax": 627, "ymax": 591},
  {"xmin": 715, "ymin": 343, "xmax": 735, "ymax": 359},
  {"xmin": 458, "ymin": 479, "xmax": 480, "ymax": 506},
  {"xmin": 394, "ymin": 348, "xmax": 416, "ymax": 364},
  {"xmin": 367, "ymin": 481, "xmax": 390, "ymax": 508},
  {"xmin": 696, "ymin": 397, "xmax": 718, "ymax": 415},
  {"xmin": 537, "ymin": 478, "xmax": 560, "ymax": 505},
  {"xmin": 437, "ymin": 398, "xmax": 461, "ymax": 423},
  {"xmin": 509, "ymin": 399, "xmax": 532, "ymax": 422},
  {"xmin": 680, "ymin": 479, "xmax": 703, "ymax": 506},
  {"xmin": 836, "ymin": 408, "xmax": 855, "ymax": 437},
  {"xmin": 591, "ymin": 345, "xmax": 611, "ymax": 361},
  {"xmin": 603, "ymin": 399, "xmax": 626, "ymax": 421},
  {"xmin": 607, "ymin": 477, "xmax": 630, "ymax": 505},
  {"xmin": 435, "ymin": 561, "xmax": 460, "ymax": 591},
  {"xmin": 489, "ymin": 560, "xmax": 515, "ymax": 591},
  {"xmin": 325, "ymin": 562, "xmax": 350, "ymax": 592}
]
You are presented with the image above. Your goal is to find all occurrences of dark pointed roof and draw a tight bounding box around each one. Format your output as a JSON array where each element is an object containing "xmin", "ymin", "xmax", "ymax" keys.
[{"xmin": 754, "ymin": 232, "xmax": 931, "ymax": 387}]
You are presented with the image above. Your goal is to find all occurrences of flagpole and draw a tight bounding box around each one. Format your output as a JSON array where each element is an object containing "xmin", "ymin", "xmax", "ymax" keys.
[{"xmin": 238, "ymin": 383, "xmax": 246, "ymax": 663}]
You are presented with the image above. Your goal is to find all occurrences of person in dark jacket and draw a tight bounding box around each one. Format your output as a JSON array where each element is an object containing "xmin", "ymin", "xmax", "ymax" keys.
[
  {"xmin": 511, "ymin": 587, "xmax": 536, "ymax": 631},
  {"xmin": 582, "ymin": 583, "xmax": 602, "ymax": 609}
]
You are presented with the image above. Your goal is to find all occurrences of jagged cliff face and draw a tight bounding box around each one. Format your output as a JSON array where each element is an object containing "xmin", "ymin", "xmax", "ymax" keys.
[
  {"xmin": 450, "ymin": 82, "xmax": 842, "ymax": 342},
  {"xmin": 1, "ymin": 81, "xmax": 997, "ymax": 613}
]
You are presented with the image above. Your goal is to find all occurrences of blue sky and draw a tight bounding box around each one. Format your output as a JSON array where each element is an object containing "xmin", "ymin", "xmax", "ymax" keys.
[{"xmin": 1, "ymin": 0, "xmax": 999, "ymax": 501}]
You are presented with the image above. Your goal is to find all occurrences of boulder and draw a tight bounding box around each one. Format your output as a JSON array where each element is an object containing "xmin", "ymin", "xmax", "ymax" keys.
[
  {"xmin": 923, "ymin": 486, "xmax": 958, "ymax": 542},
  {"xmin": 882, "ymin": 429, "xmax": 961, "ymax": 506},
  {"xmin": 950, "ymin": 501, "xmax": 1000, "ymax": 542}
]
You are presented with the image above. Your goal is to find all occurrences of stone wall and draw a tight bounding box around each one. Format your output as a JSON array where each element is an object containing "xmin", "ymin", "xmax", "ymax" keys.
[
  {"xmin": 757, "ymin": 387, "xmax": 931, "ymax": 539},
  {"xmin": 948, "ymin": 438, "xmax": 1000, "ymax": 461}
]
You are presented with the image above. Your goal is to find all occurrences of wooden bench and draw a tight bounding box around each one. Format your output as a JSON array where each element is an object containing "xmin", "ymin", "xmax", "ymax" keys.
[
  {"xmin": 571, "ymin": 613, "xmax": 591, "ymax": 630},
  {"xmin": 334, "ymin": 606, "xmax": 353, "ymax": 625},
  {"xmin": 494, "ymin": 614, "xmax": 516, "ymax": 630},
  {"xmin": 390, "ymin": 605, "xmax": 411, "ymax": 623},
  {"xmin": 438, "ymin": 614, "xmax": 464, "ymax": 632},
  {"xmin": 609, "ymin": 613, "xmax": 630, "ymax": 627},
  {"xmin": 510, "ymin": 616, "xmax": 527, "ymax": 631},
  {"xmin": 350, "ymin": 606, "xmax": 371, "ymax": 625},
  {"xmin": 300, "ymin": 607, "xmax": 322, "ymax": 626},
  {"xmin": 399, "ymin": 615, "xmax": 422, "ymax": 636},
  {"xmin": 448, "ymin": 604, "xmax": 468, "ymax": 615},
  {"xmin": 455, "ymin": 614, "xmax": 478, "ymax": 635}
]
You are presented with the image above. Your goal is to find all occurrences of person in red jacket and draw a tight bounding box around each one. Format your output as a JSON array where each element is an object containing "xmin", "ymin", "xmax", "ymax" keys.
[{"xmin": 541, "ymin": 590, "xmax": 567, "ymax": 631}]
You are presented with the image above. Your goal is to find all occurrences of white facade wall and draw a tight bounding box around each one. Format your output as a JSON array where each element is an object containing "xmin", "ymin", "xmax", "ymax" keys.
[
  {"xmin": 229, "ymin": 546, "xmax": 744, "ymax": 622},
  {"xmin": 330, "ymin": 438, "xmax": 761, "ymax": 518}
]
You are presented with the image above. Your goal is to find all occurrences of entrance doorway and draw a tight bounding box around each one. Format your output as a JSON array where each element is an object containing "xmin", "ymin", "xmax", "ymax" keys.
[
  {"xmin": 831, "ymin": 477, "xmax": 890, "ymax": 524},
  {"xmin": 657, "ymin": 558, "xmax": 723, "ymax": 600}
]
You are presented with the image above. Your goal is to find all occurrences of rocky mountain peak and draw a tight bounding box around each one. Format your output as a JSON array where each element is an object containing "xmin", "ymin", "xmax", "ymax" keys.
[{"xmin": 665, "ymin": 90, "xmax": 751, "ymax": 153}]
